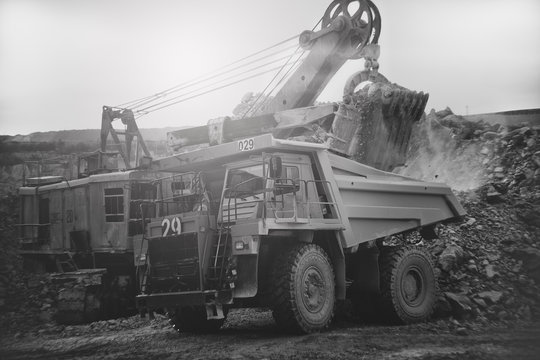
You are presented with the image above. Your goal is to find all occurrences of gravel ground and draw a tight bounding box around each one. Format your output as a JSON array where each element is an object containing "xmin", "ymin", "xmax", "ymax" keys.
[{"xmin": 1, "ymin": 309, "xmax": 539, "ymax": 360}]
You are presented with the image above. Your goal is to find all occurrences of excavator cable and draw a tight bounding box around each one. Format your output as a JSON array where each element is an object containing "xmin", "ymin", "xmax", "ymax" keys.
[
  {"xmin": 115, "ymin": 35, "xmax": 300, "ymax": 110},
  {"xmin": 114, "ymin": 15, "xmax": 323, "ymax": 118},
  {"xmin": 134, "ymin": 53, "xmax": 305, "ymax": 115},
  {"xmin": 243, "ymin": 17, "xmax": 322, "ymax": 117},
  {"xmin": 248, "ymin": 50, "xmax": 306, "ymax": 117},
  {"xmin": 128, "ymin": 47, "xmax": 299, "ymax": 112},
  {"xmin": 134, "ymin": 65, "xmax": 285, "ymax": 115}
]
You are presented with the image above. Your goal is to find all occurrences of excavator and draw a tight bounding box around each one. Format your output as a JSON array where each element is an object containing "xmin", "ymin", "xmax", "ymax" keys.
[
  {"xmin": 18, "ymin": 0, "xmax": 449, "ymax": 328},
  {"xmin": 163, "ymin": 0, "xmax": 428, "ymax": 172}
]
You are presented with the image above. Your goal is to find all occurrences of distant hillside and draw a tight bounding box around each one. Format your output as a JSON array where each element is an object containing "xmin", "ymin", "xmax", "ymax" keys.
[
  {"xmin": 0, "ymin": 126, "xmax": 189, "ymax": 168},
  {"xmin": 9, "ymin": 127, "xmax": 186, "ymax": 143},
  {"xmin": 463, "ymin": 108, "xmax": 540, "ymax": 127}
]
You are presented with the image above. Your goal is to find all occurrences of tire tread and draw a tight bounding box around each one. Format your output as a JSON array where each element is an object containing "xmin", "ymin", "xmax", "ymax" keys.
[
  {"xmin": 270, "ymin": 243, "xmax": 335, "ymax": 333},
  {"xmin": 378, "ymin": 246, "xmax": 437, "ymax": 324}
]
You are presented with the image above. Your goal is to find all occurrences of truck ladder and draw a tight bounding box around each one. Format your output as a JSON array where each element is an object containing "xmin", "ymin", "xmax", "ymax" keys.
[
  {"xmin": 206, "ymin": 224, "xmax": 231, "ymax": 288},
  {"xmin": 136, "ymin": 238, "xmax": 151, "ymax": 294}
]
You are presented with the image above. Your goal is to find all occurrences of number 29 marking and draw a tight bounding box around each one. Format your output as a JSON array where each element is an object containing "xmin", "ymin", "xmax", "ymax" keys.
[
  {"xmin": 238, "ymin": 138, "xmax": 254, "ymax": 152},
  {"xmin": 162, "ymin": 217, "xmax": 181, "ymax": 236}
]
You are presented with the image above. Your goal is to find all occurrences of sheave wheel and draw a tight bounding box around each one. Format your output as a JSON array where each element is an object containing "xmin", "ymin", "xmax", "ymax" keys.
[
  {"xmin": 271, "ymin": 243, "xmax": 335, "ymax": 334},
  {"xmin": 168, "ymin": 306, "xmax": 227, "ymax": 333},
  {"xmin": 378, "ymin": 246, "xmax": 437, "ymax": 324}
]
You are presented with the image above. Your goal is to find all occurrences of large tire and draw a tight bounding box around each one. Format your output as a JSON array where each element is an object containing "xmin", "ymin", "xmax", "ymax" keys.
[
  {"xmin": 168, "ymin": 306, "xmax": 227, "ymax": 333},
  {"xmin": 378, "ymin": 246, "xmax": 437, "ymax": 324},
  {"xmin": 271, "ymin": 243, "xmax": 335, "ymax": 334}
]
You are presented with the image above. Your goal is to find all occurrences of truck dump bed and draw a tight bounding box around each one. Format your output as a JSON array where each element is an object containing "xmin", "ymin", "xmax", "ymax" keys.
[
  {"xmin": 152, "ymin": 134, "xmax": 465, "ymax": 249},
  {"xmin": 325, "ymin": 152, "xmax": 465, "ymax": 247}
]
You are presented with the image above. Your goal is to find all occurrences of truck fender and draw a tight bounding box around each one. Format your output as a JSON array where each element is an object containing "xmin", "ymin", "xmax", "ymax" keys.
[{"xmin": 232, "ymin": 254, "xmax": 258, "ymax": 298}]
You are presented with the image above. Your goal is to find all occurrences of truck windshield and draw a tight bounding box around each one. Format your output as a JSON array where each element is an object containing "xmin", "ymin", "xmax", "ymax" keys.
[{"xmin": 226, "ymin": 165, "xmax": 265, "ymax": 197}]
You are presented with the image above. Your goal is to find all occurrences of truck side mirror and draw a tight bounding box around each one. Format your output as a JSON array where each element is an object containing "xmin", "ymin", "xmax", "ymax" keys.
[{"xmin": 269, "ymin": 156, "xmax": 282, "ymax": 179}]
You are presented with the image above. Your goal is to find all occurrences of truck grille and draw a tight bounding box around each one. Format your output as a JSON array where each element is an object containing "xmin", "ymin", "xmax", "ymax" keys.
[{"xmin": 148, "ymin": 232, "xmax": 200, "ymax": 292}]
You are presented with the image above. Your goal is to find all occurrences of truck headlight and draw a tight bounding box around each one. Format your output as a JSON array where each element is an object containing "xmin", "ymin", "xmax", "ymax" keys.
[{"xmin": 234, "ymin": 241, "xmax": 248, "ymax": 250}]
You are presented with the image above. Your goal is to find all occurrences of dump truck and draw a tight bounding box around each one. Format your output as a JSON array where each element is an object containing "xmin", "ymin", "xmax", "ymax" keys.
[
  {"xmin": 135, "ymin": 133, "xmax": 464, "ymax": 333},
  {"xmin": 133, "ymin": 0, "xmax": 458, "ymax": 333},
  {"xmin": 16, "ymin": 0, "xmax": 460, "ymax": 327}
]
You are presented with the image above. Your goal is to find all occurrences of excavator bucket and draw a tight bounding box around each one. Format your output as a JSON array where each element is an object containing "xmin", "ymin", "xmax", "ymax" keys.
[{"xmin": 328, "ymin": 71, "xmax": 429, "ymax": 171}]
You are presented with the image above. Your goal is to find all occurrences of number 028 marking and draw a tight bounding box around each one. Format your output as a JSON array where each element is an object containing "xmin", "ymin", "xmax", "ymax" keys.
[
  {"xmin": 238, "ymin": 138, "xmax": 254, "ymax": 152},
  {"xmin": 161, "ymin": 217, "xmax": 181, "ymax": 236}
]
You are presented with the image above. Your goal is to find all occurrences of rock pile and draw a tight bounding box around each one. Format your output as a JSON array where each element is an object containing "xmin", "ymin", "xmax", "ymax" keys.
[
  {"xmin": 402, "ymin": 106, "xmax": 540, "ymax": 193},
  {"xmin": 398, "ymin": 108, "xmax": 500, "ymax": 191},
  {"xmin": 404, "ymin": 107, "xmax": 540, "ymax": 324},
  {"xmin": 0, "ymin": 189, "xmax": 61, "ymax": 336},
  {"xmin": 0, "ymin": 192, "xmax": 21, "ymax": 312},
  {"xmin": 431, "ymin": 196, "xmax": 540, "ymax": 323},
  {"xmin": 0, "ymin": 273, "xmax": 60, "ymax": 337}
]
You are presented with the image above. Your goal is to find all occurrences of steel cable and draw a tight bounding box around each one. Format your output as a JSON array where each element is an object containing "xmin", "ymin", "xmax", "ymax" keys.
[
  {"xmin": 115, "ymin": 35, "xmax": 299, "ymax": 109},
  {"xmin": 115, "ymin": 14, "xmax": 323, "ymax": 118},
  {"xmin": 127, "ymin": 45, "xmax": 299, "ymax": 111},
  {"xmin": 134, "ymin": 54, "xmax": 300, "ymax": 114},
  {"xmin": 134, "ymin": 65, "xmax": 284, "ymax": 115},
  {"xmin": 248, "ymin": 50, "xmax": 307, "ymax": 117},
  {"xmin": 240, "ymin": 16, "xmax": 323, "ymax": 117}
]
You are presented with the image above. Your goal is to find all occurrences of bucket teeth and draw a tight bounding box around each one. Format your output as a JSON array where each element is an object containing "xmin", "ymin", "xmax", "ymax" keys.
[{"xmin": 384, "ymin": 90, "xmax": 429, "ymax": 122}]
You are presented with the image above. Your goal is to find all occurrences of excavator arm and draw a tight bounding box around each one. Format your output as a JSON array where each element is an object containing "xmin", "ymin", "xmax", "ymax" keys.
[
  {"xmin": 167, "ymin": 0, "xmax": 382, "ymax": 148},
  {"xmin": 165, "ymin": 0, "xmax": 430, "ymax": 172}
]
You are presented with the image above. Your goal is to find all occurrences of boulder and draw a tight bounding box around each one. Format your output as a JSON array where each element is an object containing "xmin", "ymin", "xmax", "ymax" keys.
[
  {"xmin": 435, "ymin": 107, "xmax": 453, "ymax": 118},
  {"xmin": 486, "ymin": 189, "xmax": 504, "ymax": 204},
  {"xmin": 485, "ymin": 264, "xmax": 497, "ymax": 279},
  {"xmin": 482, "ymin": 131, "xmax": 500, "ymax": 140},
  {"xmin": 477, "ymin": 290, "xmax": 503, "ymax": 304},
  {"xmin": 510, "ymin": 247, "xmax": 540, "ymax": 282},
  {"xmin": 444, "ymin": 292, "xmax": 473, "ymax": 317},
  {"xmin": 438, "ymin": 244, "xmax": 465, "ymax": 272}
]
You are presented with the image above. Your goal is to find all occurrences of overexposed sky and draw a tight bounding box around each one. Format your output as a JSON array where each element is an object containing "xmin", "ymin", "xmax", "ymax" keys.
[{"xmin": 1, "ymin": 0, "xmax": 539, "ymax": 135}]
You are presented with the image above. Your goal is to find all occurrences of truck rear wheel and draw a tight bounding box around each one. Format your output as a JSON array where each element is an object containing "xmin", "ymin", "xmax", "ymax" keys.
[
  {"xmin": 271, "ymin": 243, "xmax": 335, "ymax": 333},
  {"xmin": 168, "ymin": 306, "xmax": 227, "ymax": 333},
  {"xmin": 378, "ymin": 246, "xmax": 437, "ymax": 324}
]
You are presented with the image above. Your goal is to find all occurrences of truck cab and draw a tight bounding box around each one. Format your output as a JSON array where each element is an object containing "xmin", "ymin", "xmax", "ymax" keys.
[{"xmin": 135, "ymin": 143, "xmax": 342, "ymax": 314}]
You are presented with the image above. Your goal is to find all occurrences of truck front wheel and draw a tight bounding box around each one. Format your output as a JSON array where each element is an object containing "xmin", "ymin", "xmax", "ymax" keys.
[
  {"xmin": 271, "ymin": 243, "xmax": 335, "ymax": 333},
  {"xmin": 379, "ymin": 246, "xmax": 437, "ymax": 324}
]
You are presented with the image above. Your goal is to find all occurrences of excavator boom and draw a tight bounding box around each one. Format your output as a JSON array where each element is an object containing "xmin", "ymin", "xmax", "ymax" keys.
[
  {"xmin": 168, "ymin": 0, "xmax": 382, "ymax": 148},
  {"xmin": 165, "ymin": 0, "xmax": 428, "ymax": 172},
  {"xmin": 261, "ymin": 0, "xmax": 381, "ymax": 113}
]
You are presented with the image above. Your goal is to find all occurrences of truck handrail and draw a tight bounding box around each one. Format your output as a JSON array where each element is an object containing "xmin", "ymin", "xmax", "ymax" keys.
[
  {"xmin": 222, "ymin": 176, "xmax": 266, "ymax": 223},
  {"xmin": 270, "ymin": 178, "xmax": 341, "ymax": 223},
  {"xmin": 220, "ymin": 175, "xmax": 341, "ymax": 224},
  {"xmin": 304, "ymin": 179, "xmax": 342, "ymax": 221}
]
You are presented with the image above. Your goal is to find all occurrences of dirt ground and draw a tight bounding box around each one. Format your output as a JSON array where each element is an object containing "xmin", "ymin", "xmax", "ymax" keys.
[{"xmin": 1, "ymin": 309, "xmax": 539, "ymax": 360}]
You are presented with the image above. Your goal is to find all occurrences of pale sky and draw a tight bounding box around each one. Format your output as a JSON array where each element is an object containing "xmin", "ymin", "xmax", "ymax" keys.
[{"xmin": 1, "ymin": 0, "xmax": 539, "ymax": 135}]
